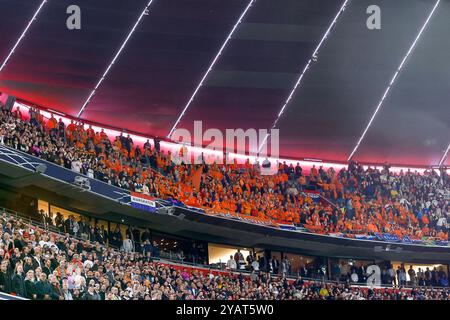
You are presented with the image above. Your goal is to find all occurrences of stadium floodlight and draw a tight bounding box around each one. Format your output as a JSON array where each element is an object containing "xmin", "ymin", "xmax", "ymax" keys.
[
  {"xmin": 167, "ymin": 0, "xmax": 256, "ymax": 138},
  {"xmin": 0, "ymin": 0, "xmax": 48, "ymax": 73},
  {"xmin": 439, "ymin": 142, "xmax": 450, "ymax": 166},
  {"xmin": 347, "ymin": 0, "xmax": 441, "ymax": 161},
  {"xmin": 258, "ymin": 0, "xmax": 350, "ymax": 153},
  {"xmin": 76, "ymin": 0, "xmax": 156, "ymax": 118}
]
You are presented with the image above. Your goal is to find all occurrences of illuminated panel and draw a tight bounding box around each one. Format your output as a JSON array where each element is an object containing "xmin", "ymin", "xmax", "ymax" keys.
[
  {"xmin": 348, "ymin": 0, "xmax": 441, "ymax": 161},
  {"xmin": 167, "ymin": 0, "xmax": 256, "ymax": 138},
  {"xmin": 258, "ymin": 0, "xmax": 350, "ymax": 153},
  {"xmin": 0, "ymin": 0, "xmax": 48, "ymax": 72},
  {"xmin": 76, "ymin": 0, "xmax": 156, "ymax": 118},
  {"xmin": 439, "ymin": 142, "xmax": 450, "ymax": 166}
]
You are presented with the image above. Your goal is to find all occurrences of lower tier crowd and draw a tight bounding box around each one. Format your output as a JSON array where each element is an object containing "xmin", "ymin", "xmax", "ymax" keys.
[{"xmin": 1, "ymin": 210, "xmax": 450, "ymax": 300}]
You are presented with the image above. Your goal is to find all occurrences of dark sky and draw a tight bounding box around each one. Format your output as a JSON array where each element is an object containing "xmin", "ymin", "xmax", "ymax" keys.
[{"xmin": 0, "ymin": 0, "xmax": 448, "ymax": 166}]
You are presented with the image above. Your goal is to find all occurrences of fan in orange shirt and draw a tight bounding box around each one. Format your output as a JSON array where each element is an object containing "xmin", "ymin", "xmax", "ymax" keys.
[
  {"xmin": 100, "ymin": 129, "xmax": 108, "ymax": 141},
  {"xmin": 86, "ymin": 125, "xmax": 95, "ymax": 139},
  {"xmin": 47, "ymin": 114, "xmax": 57, "ymax": 131},
  {"xmin": 66, "ymin": 120, "xmax": 77, "ymax": 134},
  {"xmin": 245, "ymin": 202, "xmax": 255, "ymax": 215},
  {"xmin": 367, "ymin": 222, "xmax": 379, "ymax": 233}
]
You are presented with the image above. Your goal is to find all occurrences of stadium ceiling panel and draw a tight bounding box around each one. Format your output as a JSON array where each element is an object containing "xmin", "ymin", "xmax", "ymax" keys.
[
  {"xmin": 76, "ymin": 0, "xmax": 157, "ymax": 118},
  {"xmin": 81, "ymin": 0, "xmax": 248, "ymax": 136},
  {"xmin": 0, "ymin": 0, "xmax": 43, "ymax": 71},
  {"xmin": 0, "ymin": 0, "xmax": 150, "ymax": 115},
  {"xmin": 275, "ymin": 0, "xmax": 442, "ymax": 164},
  {"xmin": 176, "ymin": 0, "xmax": 343, "ymax": 137},
  {"xmin": 0, "ymin": 0, "xmax": 447, "ymax": 167},
  {"xmin": 0, "ymin": 0, "xmax": 48, "ymax": 73},
  {"xmin": 355, "ymin": 0, "xmax": 450, "ymax": 166}
]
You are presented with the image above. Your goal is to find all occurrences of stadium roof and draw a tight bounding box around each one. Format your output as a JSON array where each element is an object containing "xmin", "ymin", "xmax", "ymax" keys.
[{"xmin": 0, "ymin": 0, "xmax": 449, "ymax": 167}]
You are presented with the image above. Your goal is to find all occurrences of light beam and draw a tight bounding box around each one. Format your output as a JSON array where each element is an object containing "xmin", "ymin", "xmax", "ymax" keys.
[
  {"xmin": 348, "ymin": 0, "xmax": 441, "ymax": 161},
  {"xmin": 76, "ymin": 0, "xmax": 156, "ymax": 118},
  {"xmin": 439, "ymin": 142, "xmax": 450, "ymax": 166},
  {"xmin": 258, "ymin": 0, "xmax": 350, "ymax": 153},
  {"xmin": 0, "ymin": 0, "xmax": 48, "ymax": 73},
  {"xmin": 167, "ymin": 0, "xmax": 256, "ymax": 138}
]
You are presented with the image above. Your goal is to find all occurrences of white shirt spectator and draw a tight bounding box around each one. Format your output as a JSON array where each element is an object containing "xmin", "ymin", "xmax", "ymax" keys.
[
  {"xmin": 437, "ymin": 217, "xmax": 447, "ymax": 228},
  {"xmin": 72, "ymin": 221, "xmax": 79, "ymax": 234},
  {"xmin": 122, "ymin": 238, "xmax": 134, "ymax": 253},
  {"xmin": 142, "ymin": 184, "xmax": 150, "ymax": 195},
  {"xmin": 71, "ymin": 159, "xmax": 82, "ymax": 173},
  {"xmin": 226, "ymin": 258, "xmax": 237, "ymax": 270}
]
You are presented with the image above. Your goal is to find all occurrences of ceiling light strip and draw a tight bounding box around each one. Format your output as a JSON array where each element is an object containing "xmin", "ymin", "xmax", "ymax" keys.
[
  {"xmin": 439, "ymin": 142, "xmax": 450, "ymax": 166},
  {"xmin": 76, "ymin": 0, "xmax": 156, "ymax": 118},
  {"xmin": 348, "ymin": 0, "xmax": 440, "ymax": 161},
  {"xmin": 167, "ymin": 0, "xmax": 256, "ymax": 138},
  {"xmin": 273, "ymin": 0, "xmax": 350, "ymax": 122},
  {"xmin": 257, "ymin": 0, "xmax": 349, "ymax": 153},
  {"xmin": 0, "ymin": 0, "xmax": 48, "ymax": 73}
]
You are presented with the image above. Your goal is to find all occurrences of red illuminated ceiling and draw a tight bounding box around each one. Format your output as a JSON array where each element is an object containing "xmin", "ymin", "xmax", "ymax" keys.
[{"xmin": 0, "ymin": 0, "xmax": 448, "ymax": 167}]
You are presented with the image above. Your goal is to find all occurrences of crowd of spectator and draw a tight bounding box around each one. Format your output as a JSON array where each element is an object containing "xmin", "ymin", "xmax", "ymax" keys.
[
  {"xmin": 0, "ymin": 107, "xmax": 448, "ymax": 243},
  {"xmin": 315, "ymin": 161, "xmax": 450, "ymax": 240},
  {"xmin": 1, "ymin": 211, "xmax": 450, "ymax": 300},
  {"xmin": 225, "ymin": 250, "xmax": 301, "ymax": 277},
  {"xmin": 329, "ymin": 262, "xmax": 449, "ymax": 287},
  {"xmin": 35, "ymin": 209, "xmax": 210, "ymax": 265}
]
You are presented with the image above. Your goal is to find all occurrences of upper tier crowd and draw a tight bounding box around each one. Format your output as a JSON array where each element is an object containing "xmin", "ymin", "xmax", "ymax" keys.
[
  {"xmin": 1, "ymin": 211, "xmax": 450, "ymax": 300},
  {"xmin": 0, "ymin": 107, "xmax": 449, "ymax": 242}
]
